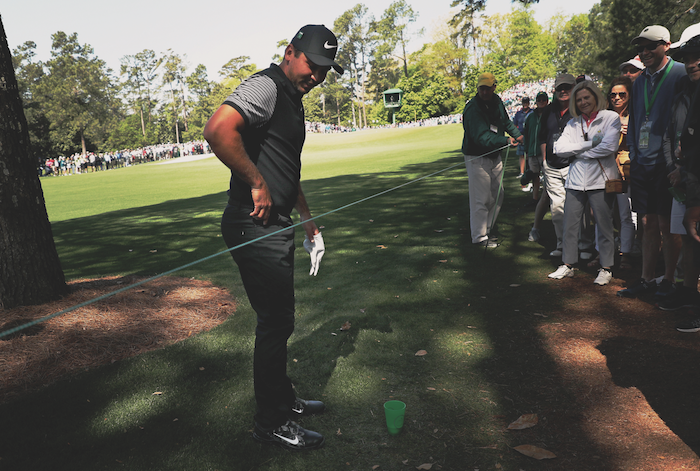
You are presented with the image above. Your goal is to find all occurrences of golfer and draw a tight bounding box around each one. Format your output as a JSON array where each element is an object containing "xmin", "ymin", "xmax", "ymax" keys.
[{"xmin": 203, "ymin": 24, "xmax": 343, "ymax": 451}]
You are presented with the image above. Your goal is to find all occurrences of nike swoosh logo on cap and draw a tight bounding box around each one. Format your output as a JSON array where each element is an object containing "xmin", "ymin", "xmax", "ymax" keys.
[
  {"xmin": 273, "ymin": 433, "xmax": 300, "ymax": 446},
  {"xmin": 324, "ymin": 41, "xmax": 337, "ymax": 49}
]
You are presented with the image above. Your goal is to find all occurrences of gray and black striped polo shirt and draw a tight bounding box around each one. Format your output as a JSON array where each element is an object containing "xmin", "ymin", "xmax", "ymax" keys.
[{"xmin": 224, "ymin": 64, "xmax": 306, "ymax": 216}]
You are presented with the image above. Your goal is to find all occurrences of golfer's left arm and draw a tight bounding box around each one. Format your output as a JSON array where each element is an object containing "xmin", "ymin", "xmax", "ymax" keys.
[{"xmin": 295, "ymin": 183, "xmax": 319, "ymax": 241}]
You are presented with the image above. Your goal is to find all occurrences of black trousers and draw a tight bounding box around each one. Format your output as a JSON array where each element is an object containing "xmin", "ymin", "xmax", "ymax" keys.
[{"xmin": 221, "ymin": 203, "xmax": 296, "ymax": 430}]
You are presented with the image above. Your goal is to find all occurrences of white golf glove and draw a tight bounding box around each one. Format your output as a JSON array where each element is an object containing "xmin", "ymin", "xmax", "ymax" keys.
[{"xmin": 303, "ymin": 232, "xmax": 325, "ymax": 276}]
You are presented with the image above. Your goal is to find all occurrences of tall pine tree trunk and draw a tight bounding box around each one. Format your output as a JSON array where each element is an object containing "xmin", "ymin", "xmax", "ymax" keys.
[{"xmin": 0, "ymin": 15, "xmax": 67, "ymax": 309}]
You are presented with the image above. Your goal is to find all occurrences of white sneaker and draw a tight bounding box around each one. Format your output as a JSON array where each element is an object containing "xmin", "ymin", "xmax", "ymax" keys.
[
  {"xmin": 549, "ymin": 264, "xmax": 574, "ymax": 279},
  {"xmin": 594, "ymin": 268, "xmax": 613, "ymax": 286},
  {"xmin": 549, "ymin": 249, "xmax": 562, "ymax": 257},
  {"xmin": 521, "ymin": 183, "xmax": 532, "ymax": 192},
  {"xmin": 528, "ymin": 227, "xmax": 540, "ymax": 242}
]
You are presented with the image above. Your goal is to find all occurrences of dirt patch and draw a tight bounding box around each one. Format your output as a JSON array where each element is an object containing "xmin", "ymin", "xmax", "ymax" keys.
[
  {"xmin": 532, "ymin": 273, "xmax": 700, "ymax": 470},
  {"xmin": 0, "ymin": 276, "xmax": 235, "ymax": 404}
]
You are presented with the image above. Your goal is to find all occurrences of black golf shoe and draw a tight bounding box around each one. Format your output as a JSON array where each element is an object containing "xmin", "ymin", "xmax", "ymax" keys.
[{"xmin": 253, "ymin": 420, "xmax": 325, "ymax": 451}]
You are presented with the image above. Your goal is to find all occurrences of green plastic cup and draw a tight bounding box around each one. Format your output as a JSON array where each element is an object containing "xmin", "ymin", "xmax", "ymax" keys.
[{"xmin": 384, "ymin": 400, "xmax": 406, "ymax": 435}]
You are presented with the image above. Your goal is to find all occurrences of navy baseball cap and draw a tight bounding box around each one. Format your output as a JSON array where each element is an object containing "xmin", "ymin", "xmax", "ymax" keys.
[{"xmin": 291, "ymin": 25, "xmax": 344, "ymax": 74}]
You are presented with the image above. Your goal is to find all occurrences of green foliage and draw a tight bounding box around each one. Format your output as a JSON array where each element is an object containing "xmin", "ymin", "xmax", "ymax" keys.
[
  {"xmin": 372, "ymin": 0, "xmax": 422, "ymax": 77},
  {"xmin": 395, "ymin": 73, "xmax": 452, "ymax": 121},
  {"xmin": 186, "ymin": 64, "xmax": 213, "ymax": 100},
  {"xmin": 334, "ymin": 4, "xmax": 377, "ymax": 127},
  {"xmin": 34, "ymin": 32, "xmax": 119, "ymax": 155},
  {"xmin": 479, "ymin": 7, "xmax": 555, "ymax": 85},
  {"xmin": 410, "ymin": 38, "xmax": 470, "ymax": 99},
  {"xmin": 366, "ymin": 100, "xmax": 392, "ymax": 125},
  {"xmin": 302, "ymin": 74, "xmax": 353, "ymax": 126},
  {"xmin": 119, "ymin": 49, "xmax": 162, "ymax": 131},
  {"xmin": 104, "ymin": 113, "xmax": 161, "ymax": 150},
  {"xmin": 183, "ymin": 79, "xmax": 236, "ymax": 143},
  {"xmin": 462, "ymin": 64, "xmax": 482, "ymax": 103},
  {"xmin": 549, "ymin": 13, "xmax": 591, "ymax": 75},
  {"xmin": 449, "ymin": 0, "xmax": 487, "ymax": 48},
  {"xmin": 218, "ymin": 56, "xmax": 258, "ymax": 81}
]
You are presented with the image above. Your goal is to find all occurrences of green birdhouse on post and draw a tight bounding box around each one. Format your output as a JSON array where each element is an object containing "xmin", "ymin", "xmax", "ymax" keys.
[{"xmin": 382, "ymin": 88, "xmax": 402, "ymax": 125}]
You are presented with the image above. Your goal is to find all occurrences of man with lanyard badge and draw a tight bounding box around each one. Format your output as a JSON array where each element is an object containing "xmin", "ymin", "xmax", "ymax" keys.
[{"xmin": 618, "ymin": 25, "xmax": 686, "ymax": 298}]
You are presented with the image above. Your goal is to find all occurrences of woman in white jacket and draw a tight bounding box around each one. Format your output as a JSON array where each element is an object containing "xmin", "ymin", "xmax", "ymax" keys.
[{"xmin": 548, "ymin": 80, "xmax": 621, "ymax": 285}]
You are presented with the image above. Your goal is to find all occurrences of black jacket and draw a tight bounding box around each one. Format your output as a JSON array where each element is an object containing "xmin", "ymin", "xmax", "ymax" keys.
[{"xmin": 538, "ymin": 99, "xmax": 573, "ymax": 169}]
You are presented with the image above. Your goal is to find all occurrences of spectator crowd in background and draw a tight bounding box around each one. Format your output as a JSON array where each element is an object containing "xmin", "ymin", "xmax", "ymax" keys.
[{"xmin": 41, "ymin": 141, "xmax": 210, "ymax": 177}]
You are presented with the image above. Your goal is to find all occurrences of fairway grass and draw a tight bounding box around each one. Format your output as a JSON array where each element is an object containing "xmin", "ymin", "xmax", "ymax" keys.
[
  {"xmin": 41, "ymin": 124, "xmax": 463, "ymax": 222},
  {"xmin": 2, "ymin": 123, "xmax": 586, "ymax": 470}
]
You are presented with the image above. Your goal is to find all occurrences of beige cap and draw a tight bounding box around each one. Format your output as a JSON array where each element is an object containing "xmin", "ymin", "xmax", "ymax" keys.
[{"xmin": 631, "ymin": 25, "xmax": 670, "ymax": 45}]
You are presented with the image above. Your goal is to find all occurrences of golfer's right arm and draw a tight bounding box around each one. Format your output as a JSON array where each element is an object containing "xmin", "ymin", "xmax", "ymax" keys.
[{"xmin": 204, "ymin": 105, "xmax": 272, "ymax": 223}]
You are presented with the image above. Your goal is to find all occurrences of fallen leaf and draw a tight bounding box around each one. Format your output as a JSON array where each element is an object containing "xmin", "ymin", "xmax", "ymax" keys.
[
  {"xmin": 427, "ymin": 387, "xmax": 436, "ymax": 391},
  {"xmin": 152, "ymin": 392, "xmax": 163, "ymax": 395},
  {"xmin": 199, "ymin": 367, "xmax": 205, "ymax": 371},
  {"xmin": 360, "ymin": 308, "xmax": 366, "ymax": 313},
  {"xmin": 376, "ymin": 245, "xmax": 388, "ymax": 249},
  {"xmin": 439, "ymin": 260, "xmax": 447, "ymax": 263},
  {"xmin": 510, "ymin": 284, "xmax": 521, "ymax": 287},
  {"xmin": 415, "ymin": 350, "xmax": 428, "ymax": 356},
  {"xmin": 336, "ymin": 429, "xmax": 342, "ymax": 436},
  {"xmin": 340, "ymin": 321, "xmax": 352, "ymax": 331},
  {"xmin": 331, "ymin": 332, "xmax": 337, "ymax": 336},
  {"xmin": 508, "ymin": 414, "xmax": 538, "ymax": 430},
  {"xmin": 373, "ymin": 466, "xmax": 380, "ymax": 470},
  {"xmin": 416, "ymin": 464, "xmax": 433, "ymax": 470},
  {"xmin": 403, "ymin": 460, "xmax": 409, "ymax": 465},
  {"xmin": 513, "ymin": 444, "xmax": 556, "ymax": 460},
  {"xmin": 434, "ymin": 229, "xmax": 444, "ymax": 233},
  {"xmin": 149, "ymin": 250, "xmax": 157, "ymax": 253}
]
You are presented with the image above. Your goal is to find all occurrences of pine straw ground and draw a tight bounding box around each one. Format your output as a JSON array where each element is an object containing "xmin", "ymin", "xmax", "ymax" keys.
[
  {"xmin": 0, "ymin": 276, "xmax": 235, "ymax": 404},
  {"xmin": 1, "ymin": 273, "xmax": 700, "ymax": 469}
]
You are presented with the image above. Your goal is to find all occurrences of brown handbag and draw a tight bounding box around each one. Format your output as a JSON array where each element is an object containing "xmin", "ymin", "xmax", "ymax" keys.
[{"xmin": 598, "ymin": 158, "xmax": 626, "ymax": 194}]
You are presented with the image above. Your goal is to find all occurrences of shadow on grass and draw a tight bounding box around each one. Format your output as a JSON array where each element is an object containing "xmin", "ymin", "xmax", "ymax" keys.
[{"xmin": 0, "ymin": 151, "xmax": 668, "ymax": 470}]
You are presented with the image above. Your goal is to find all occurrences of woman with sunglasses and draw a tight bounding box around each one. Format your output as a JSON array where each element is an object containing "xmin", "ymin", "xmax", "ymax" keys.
[
  {"xmin": 547, "ymin": 81, "xmax": 621, "ymax": 285},
  {"xmin": 587, "ymin": 78, "xmax": 637, "ymax": 270},
  {"xmin": 606, "ymin": 77, "xmax": 637, "ymax": 270}
]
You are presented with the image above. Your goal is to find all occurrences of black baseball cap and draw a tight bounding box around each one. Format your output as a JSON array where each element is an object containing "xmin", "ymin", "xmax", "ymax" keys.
[{"xmin": 291, "ymin": 25, "xmax": 344, "ymax": 74}]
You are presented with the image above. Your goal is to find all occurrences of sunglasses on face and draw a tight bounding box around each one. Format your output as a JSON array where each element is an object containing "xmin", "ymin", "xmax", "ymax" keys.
[
  {"xmin": 556, "ymin": 86, "xmax": 572, "ymax": 93},
  {"xmin": 635, "ymin": 41, "xmax": 665, "ymax": 53},
  {"xmin": 609, "ymin": 92, "xmax": 628, "ymax": 99}
]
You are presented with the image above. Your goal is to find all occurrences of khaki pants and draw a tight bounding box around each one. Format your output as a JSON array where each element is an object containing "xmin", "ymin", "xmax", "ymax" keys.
[{"xmin": 465, "ymin": 154, "xmax": 504, "ymax": 244}]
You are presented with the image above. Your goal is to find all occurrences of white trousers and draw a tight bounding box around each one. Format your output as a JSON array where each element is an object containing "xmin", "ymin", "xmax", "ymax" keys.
[{"xmin": 465, "ymin": 154, "xmax": 504, "ymax": 244}]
